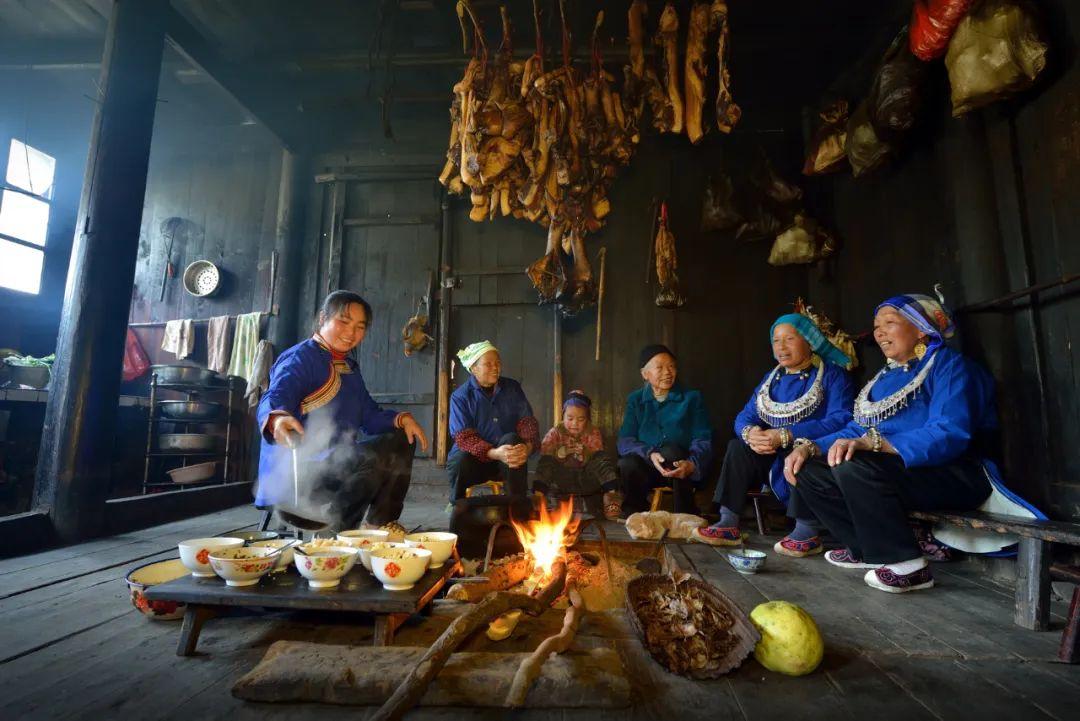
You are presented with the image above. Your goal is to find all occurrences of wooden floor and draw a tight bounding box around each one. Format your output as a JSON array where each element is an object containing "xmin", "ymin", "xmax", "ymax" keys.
[{"xmin": 2, "ymin": 493, "xmax": 1078, "ymax": 720}]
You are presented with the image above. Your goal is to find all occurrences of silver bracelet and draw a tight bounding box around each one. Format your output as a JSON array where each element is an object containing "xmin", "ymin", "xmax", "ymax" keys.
[
  {"xmin": 793, "ymin": 438, "xmax": 819, "ymax": 457},
  {"xmin": 740, "ymin": 425, "xmax": 756, "ymax": 444}
]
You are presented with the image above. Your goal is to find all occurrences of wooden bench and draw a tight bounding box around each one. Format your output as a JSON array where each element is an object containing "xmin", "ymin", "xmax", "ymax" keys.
[{"xmin": 911, "ymin": 509, "xmax": 1080, "ymax": 663}]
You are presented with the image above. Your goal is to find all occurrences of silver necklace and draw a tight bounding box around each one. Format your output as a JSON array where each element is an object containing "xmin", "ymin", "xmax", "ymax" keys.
[
  {"xmin": 755, "ymin": 355, "xmax": 824, "ymax": 428},
  {"xmin": 854, "ymin": 351, "xmax": 937, "ymax": 427}
]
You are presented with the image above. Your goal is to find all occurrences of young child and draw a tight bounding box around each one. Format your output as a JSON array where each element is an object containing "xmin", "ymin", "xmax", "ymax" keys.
[{"xmin": 535, "ymin": 390, "xmax": 622, "ymax": 520}]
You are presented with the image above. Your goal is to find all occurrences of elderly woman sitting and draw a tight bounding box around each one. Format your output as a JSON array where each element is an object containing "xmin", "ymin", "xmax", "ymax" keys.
[
  {"xmin": 447, "ymin": 340, "xmax": 539, "ymax": 500},
  {"xmin": 784, "ymin": 294, "xmax": 1011, "ymax": 593},
  {"xmin": 617, "ymin": 344, "xmax": 713, "ymax": 515},
  {"xmin": 693, "ymin": 309, "xmax": 854, "ymax": 554}
]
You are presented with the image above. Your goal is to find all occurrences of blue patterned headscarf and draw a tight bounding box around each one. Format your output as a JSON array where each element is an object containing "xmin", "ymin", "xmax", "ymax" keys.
[
  {"xmin": 877, "ymin": 294, "xmax": 955, "ymax": 352},
  {"xmin": 770, "ymin": 313, "xmax": 854, "ymax": 369}
]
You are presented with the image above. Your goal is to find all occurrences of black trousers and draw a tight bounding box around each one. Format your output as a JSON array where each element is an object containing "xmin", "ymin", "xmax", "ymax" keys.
[
  {"xmin": 619, "ymin": 444, "xmax": 698, "ymax": 514},
  {"xmin": 446, "ymin": 432, "xmax": 529, "ymax": 501},
  {"xmin": 310, "ymin": 429, "xmax": 416, "ymax": 529},
  {"xmin": 534, "ymin": 452, "xmax": 619, "ymax": 515},
  {"xmin": 711, "ymin": 438, "xmax": 815, "ymax": 521},
  {"xmin": 794, "ymin": 453, "xmax": 991, "ymax": 564}
]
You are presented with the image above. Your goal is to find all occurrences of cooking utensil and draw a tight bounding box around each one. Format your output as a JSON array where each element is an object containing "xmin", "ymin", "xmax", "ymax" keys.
[
  {"xmin": 158, "ymin": 217, "xmax": 183, "ymax": 302},
  {"xmin": 157, "ymin": 433, "xmax": 221, "ymax": 452},
  {"xmin": 158, "ymin": 400, "xmax": 222, "ymax": 421},
  {"xmin": 183, "ymin": 260, "xmax": 221, "ymax": 297},
  {"xmin": 166, "ymin": 461, "xmax": 217, "ymax": 484},
  {"xmin": 636, "ymin": 529, "xmax": 669, "ymax": 574},
  {"xmin": 151, "ymin": 365, "xmax": 221, "ymax": 386}
]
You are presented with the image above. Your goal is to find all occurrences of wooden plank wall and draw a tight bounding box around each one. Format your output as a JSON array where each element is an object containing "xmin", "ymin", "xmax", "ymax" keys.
[{"xmin": 807, "ymin": 0, "xmax": 1080, "ymax": 520}]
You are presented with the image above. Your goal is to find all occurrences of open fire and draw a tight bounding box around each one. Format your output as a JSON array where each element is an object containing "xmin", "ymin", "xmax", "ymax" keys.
[{"xmin": 511, "ymin": 496, "xmax": 579, "ymax": 582}]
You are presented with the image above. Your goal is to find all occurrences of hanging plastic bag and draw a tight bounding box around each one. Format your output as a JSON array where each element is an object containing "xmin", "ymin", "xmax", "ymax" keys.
[
  {"xmin": 869, "ymin": 29, "xmax": 931, "ymax": 141},
  {"xmin": 945, "ymin": 0, "xmax": 1048, "ymax": 116},
  {"xmin": 767, "ymin": 215, "xmax": 838, "ymax": 266},
  {"xmin": 910, "ymin": 0, "xmax": 975, "ymax": 61},
  {"xmin": 122, "ymin": 329, "xmax": 150, "ymax": 381},
  {"xmin": 803, "ymin": 100, "xmax": 849, "ymax": 176},
  {"xmin": 700, "ymin": 172, "xmax": 744, "ymax": 231},
  {"xmin": 846, "ymin": 100, "xmax": 895, "ymax": 178}
]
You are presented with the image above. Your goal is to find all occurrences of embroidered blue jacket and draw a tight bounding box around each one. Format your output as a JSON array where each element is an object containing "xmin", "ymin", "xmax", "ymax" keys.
[{"xmin": 617, "ymin": 383, "xmax": 713, "ymax": 483}]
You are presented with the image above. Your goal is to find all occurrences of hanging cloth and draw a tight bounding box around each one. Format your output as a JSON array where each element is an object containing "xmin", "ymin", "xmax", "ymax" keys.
[
  {"xmin": 122, "ymin": 329, "xmax": 150, "ymax": 381},
  {"xmin": 206, "ymin": 315, "xmax": 233, "ymax": 375},
  {"xmin": 227, "ymin": 312, "xmax": 262, "ymax": 379},
  {"xmin": 161, "ymin": 319, "xmax": 194, "ymax": 361},
  {"xmin": 245, "ymin": 340, "xmax": 274, "ymax": 408}
]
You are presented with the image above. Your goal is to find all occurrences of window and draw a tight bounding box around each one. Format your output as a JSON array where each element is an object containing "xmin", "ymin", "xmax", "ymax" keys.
[{"xmin": 0, "ymin": 139, "xmax": 55, "ymax": 294}]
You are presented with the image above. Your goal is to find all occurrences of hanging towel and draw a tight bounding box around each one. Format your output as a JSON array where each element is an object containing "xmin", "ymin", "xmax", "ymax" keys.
[
  {"xmin": 227, "ymin": 312, "xmax": 262, "ymax": 379},
  {"xmin": 161, "ymin": 319, "xmax": 194, "ymax": 361},
  {"xmin": 206, "ymin": 315, "xmax": 233, "ymax": 375},
  {"xmin": 245, "ymin": 340, "xmax": 274, "ymax": 407}
]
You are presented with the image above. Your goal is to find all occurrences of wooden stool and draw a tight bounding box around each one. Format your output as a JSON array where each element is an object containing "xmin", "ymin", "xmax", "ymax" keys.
[{"xmin": 649, "ymin": 486, "xmax": 673, "ymax": 512}]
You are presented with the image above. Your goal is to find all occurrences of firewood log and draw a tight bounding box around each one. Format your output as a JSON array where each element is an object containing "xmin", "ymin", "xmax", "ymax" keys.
[
  {"xmin": 505, "ymin": 585, "xmax": 585, "ymax": 707},
  {"xmin": 446, "ymin": 554, "xmax": 530, "ymax": 602}
]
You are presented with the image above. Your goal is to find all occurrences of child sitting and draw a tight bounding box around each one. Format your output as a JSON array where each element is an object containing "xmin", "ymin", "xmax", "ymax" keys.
[{"xmin": 535, "ymin": 390, "xmax": 622, "ymax": 520}]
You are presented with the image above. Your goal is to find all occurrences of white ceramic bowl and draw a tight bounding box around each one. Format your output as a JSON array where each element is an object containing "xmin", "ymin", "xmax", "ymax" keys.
[
  {"xmin": 404, "ymin": 532, "xmax": 457, "ymax": 569},
  {"xmin": 359, "ymin": 541, "xmax": 411, "ymax": 572},
  {"xmin": 208, "ymin": 547, "xmax": 278, "ymax": 587},
  {"xmin": 336, "ymin": 529, "xmax": 390, "ymax": 548},
  {"xmin": 178, "ymin": 537, "xmax": 244, "ymax": 577},
  {"xmin": 249, "ymin": 539, "xmax": 296, "ymax": 573},
  {"xmin": 370, "ymin": 546, "xmax": 432, "ymax": 591},
  {"xmin": 727, "ymin": 549, "xmax": 767, "ymax": 575},
  {"xmin": 294, "ymin": 544, "xmax": 358, "ymax": 589},
  {"xmin": 125, "ymin": 558, "xmax": 189, "ymax": 621}
]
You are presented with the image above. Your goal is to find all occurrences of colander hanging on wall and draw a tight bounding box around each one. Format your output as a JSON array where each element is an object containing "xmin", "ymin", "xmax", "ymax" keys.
[{"xmin": 182, "ymin": 260, "xmax": 220, "ymax": 297}]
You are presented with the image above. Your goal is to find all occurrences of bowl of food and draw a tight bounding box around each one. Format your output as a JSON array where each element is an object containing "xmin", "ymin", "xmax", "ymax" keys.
[
  {"xmin": 294, "ymin": 544, "xmax": 358, "ymax": 589},
  {"xmin": 370, "ymin": 546, "xmax": 432, "ymax": 591},
  {"xmin": 404, "ymin": 532, "xmax": 457, "ymax": 569},
  {"xmin": 336, "ymin": 529, "xmax": 390, "ymax": 548},
  {"xmin": 358, "ymin": 541, "xmax": 411, "ymax": 572},
  {"xmin": 125, "ymin": 558, "xmax": 189, "ymax": 620},
  {"xmin": 208, "ymin": 547, "xmax": 278, "ymax": 587},
  {"xmin": 249, "ymin": 538, "xmax": 296, "ymax": 573},
  {"xmin": 379, "ymin": 521, "xmax": 407, "ymax": 543},
  {"xmin": 727, "ymin": 549, "xmax": 767, "ymax": 575},
  {"xmin": 178, "ymin": 537, "xmax": 245, "ymax": 577}
]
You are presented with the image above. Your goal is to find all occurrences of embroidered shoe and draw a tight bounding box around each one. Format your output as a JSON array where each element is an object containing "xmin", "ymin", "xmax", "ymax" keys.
[
  {"xmin": 691, "ymin": 525, "xmax": 743, "ymax": 547},
  {"xmin": 773, "ymin": 536, "xmax": 824, "ymax": 558},
  {"xmin": 825, "ymin": 549, "xmax": 876, "ymax": 569},
  {"xmin": 864, "ymin": 566, "xmax": 935, "ymax": 593}
]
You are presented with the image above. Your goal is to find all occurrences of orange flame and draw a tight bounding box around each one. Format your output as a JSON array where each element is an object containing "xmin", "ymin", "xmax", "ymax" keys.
[{"xmin": 511, "ymin": 496, "xmax": 578, "ymax": 577}]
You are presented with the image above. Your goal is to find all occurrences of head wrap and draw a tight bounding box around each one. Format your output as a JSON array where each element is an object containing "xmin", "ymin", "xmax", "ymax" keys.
[
  {"xmin": 639, "ymin": 344, "xmax": 676, "ymax": 369},
  {"xmin": 457, "ymin": 340, "xmax": 498, "ymax": 371},
  {"xmin": 877, "ymin": 293, "xmax": 955, "ymax": 352},
  {"xmin": 563, "ymin": 390, "xmax": 592, "ymax": 416},
  {"xmin": 770, "ymin": 313, "xmax": 854, "ymax": 369}
]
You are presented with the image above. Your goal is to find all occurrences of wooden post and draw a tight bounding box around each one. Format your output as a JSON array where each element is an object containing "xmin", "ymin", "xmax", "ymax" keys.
[
  {"xmin": 1014, "ymin": 537, "xmax": 1051, "ymax": 630},
  {"xmin": 435, "ymin": 192, "xmax": 453, "ymax": 466},
  {"xmin": 269, "ymin": 149, "xmax": 308, "ymax": 350},
  {"xmin": 552, "ymin": 306, "xmax": 563, "ymax": 425},
  {"xmin": 32, "ymin": 0, "xmax": 169, "ymax": 543},
  {"xmin": 325, "ymin": 180, "xmax": 346, "ymax": 296}
]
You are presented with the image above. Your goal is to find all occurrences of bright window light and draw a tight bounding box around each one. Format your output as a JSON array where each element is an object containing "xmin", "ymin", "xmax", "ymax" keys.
[
  {"xmin": 0, "ymin": 239, "xmax": 43, "ymax": 294},
  {"xmin": 0, "ymin": 190, "xmax": 50, "ymax": 247},
  {"xmin": 6, "ymin": 139, "xmax": 55, "ymax": 199}
]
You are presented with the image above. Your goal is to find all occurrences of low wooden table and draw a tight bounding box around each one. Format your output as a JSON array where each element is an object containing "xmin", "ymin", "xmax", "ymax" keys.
[{"xmin": 145, "ymin": 561, "xmax": 460, "ymax": 656}]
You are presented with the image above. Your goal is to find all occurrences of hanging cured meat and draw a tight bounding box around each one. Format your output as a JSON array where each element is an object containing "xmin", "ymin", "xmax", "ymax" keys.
[
  {"xmin": 558, "ymin": 226, "xmax": 597, "ymax": 316},
  {"xmin": 656, "ymin": 4, "xmax": 684, "ymax": 136},
  {"xmin": 654, "ymin": 202, "xmax": 686, "ymax": 309},
  {"xmin": 684, "ymin": 2, "xmax": 712, "ymax": 144},
  {"xmin": 624, "ymin": 0, "xmax": 676, "ymax": 135},
  {"xmin": 527, "ymin": 219, "xmax": 568, "ymax": 303},
  {"xmin": 712, "ymin": 0, "xmax": 741, "ymax": 133}
]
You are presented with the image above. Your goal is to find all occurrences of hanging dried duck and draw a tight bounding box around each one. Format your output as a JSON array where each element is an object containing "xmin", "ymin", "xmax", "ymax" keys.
[
  {"xmin": 654, "ymin": 202, "xmax": 686, "ymax": 309},
  {"xmin": 712, "ymin": 0, "xmax": 741, "ymax": 133}
]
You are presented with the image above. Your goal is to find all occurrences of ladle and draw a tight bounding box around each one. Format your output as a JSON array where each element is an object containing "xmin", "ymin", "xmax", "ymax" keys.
[{"xmin": 635, "ymin": 529, "xmax": 669, "ymax": 574}]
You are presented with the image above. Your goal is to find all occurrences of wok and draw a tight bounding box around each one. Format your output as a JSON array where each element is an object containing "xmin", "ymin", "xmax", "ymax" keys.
[
  {"xmin": 157, "ymin": 433, "xmax": 221, "ymax": 452},
  {"xmin": 151, "ymin": 365, "xmax": 221, "ymax": 387},
  {"xmin": 158, "ymin": 400, "xmax": 222, "ymax": 421}
]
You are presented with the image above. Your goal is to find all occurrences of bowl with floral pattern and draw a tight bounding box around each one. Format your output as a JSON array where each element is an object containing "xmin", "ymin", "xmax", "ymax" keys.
[
  {"xmin": 370, "ymin": 546, "xmax": 432, "ymax": 591},
  {"xmin": 358, "ymin": 541, "xmax": 411, "ymax": 572},
  {"xmin": 177, "ymin": 537, "xmax": 244, "ymax": 577},
  {"xmin": 336, "ymin": 529, "xmax": 390, "ymax": 548},
  {"xmin": 249, "ymin": 538, "xmax": 297, "ymax": 573},
  {"xmin": 207, "ymin": 546, "xmax": 278, "ymax": 587},
  {"xmin": 403, "ymin": 532, "xmax": 457, "ymax": 569},
  {"xmin": 727, "ymin": 548, "xmax": 767, "ymax": 575},
  {"xmin": 125, "ymin": 558, "xmax": 189, "ymax": 620},
  {"xmin": 294, "ymin": 544, "xmax": 359, "ymax": 589}
]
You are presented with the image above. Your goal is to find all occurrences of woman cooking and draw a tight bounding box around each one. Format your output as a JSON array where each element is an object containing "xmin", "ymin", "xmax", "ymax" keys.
[
  {"xmin": 783, "ymin": 293, "xmax": 1041, "ymax": 593},
  {"xmin": 692, "ymin": 305, "xmax": 855, "ymax": 555},
  {"xmin": 255, "ymin": 291, "xmax": 428, "ymax": 530}
]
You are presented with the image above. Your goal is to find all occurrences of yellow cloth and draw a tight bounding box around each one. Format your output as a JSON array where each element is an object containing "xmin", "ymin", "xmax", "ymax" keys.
[
  {"xmin": 456, "ymin": 340, "xmax": 498, "ymax": 371},
  {"xmin": 227, "ymin": 312, "xmax": 262, "ymax": 379}
]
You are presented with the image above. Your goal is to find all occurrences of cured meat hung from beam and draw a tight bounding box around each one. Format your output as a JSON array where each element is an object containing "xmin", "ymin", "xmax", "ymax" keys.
[
  {"xmin": 712, "ymin": 0, "xmax": 741, "ymax": 133},
  {"xmin": 654, "ymin": 202, "xmax": 686, "ymax": 309},
  {"xmin": 684, "ymin": 2, "xmax": 713, "ymax": 144},
  {"xmin": 558, "ymin": 226, "xmax": 597, "ymax": 316},
  {"xmin": 527, "ymin": 220, "xmax": 568, "ymax": 304},
  {"xmin": 624, "ymin": 0, "xmax": 675, "ymax": 135},
  {"xmin": 656, "ymin": 3, "xmax": 684, "ymax": 136}
]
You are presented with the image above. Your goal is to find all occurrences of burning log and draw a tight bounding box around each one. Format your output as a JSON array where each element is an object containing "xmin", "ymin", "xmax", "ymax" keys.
[
  {"xmin": 370, "ymin": 561, "xmax": 568, "ymax": 721},
  {"xmin": 505, "ymin": 584, "xmax": 585, "ymax": 708},
  {"xmin": 446, "ymin": 553, "xmax": 530, "ymax": 602}
]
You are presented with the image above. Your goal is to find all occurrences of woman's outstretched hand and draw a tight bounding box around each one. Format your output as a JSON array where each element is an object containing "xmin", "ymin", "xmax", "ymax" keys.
[{"xmin": 272, "ymin": 415, "xmax": 305, "ymax": 447}]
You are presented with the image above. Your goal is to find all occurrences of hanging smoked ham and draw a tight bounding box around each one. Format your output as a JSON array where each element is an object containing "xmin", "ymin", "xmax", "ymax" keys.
[
  {"xmin": 656, "ymin": 3, "xmax": 684, "ymax": 136},
  {"xmin": 654, "ymin": 202, "xmax": 686, "ymax": 309},
  {"xmin": 712, "ymin": 0, "xmax": 741, "ymax": 133},
  {"xmin": 684, "ymin": 2, "xmax": 712, "ymax": 144}
]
